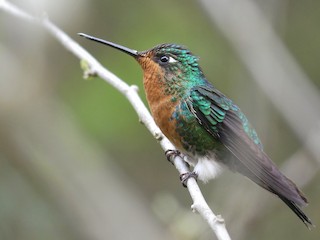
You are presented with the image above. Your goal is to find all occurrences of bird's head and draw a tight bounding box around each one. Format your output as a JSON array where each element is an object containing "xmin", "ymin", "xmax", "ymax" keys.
[{"xmin": 78, "ymin": 33, "xmax": 205, "ymax": 87}]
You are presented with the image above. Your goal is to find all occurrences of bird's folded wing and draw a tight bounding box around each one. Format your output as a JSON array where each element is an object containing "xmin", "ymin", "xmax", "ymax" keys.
[{"xmin": 188, "ymin": 86, "xmax": 307, "ymax": 207}]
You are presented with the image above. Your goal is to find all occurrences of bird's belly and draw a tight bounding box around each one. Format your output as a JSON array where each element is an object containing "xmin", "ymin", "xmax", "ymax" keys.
[
  {"xmin": 173, "ymin": 107, "xmax": 223, "ymax": 156},
  {"xmin": 152, "ymin": 100, "xmax": 227, "ymax": 182},
  {"xmin": 153, "ymin": 99, "xmax": 223, "ymax": 154}
]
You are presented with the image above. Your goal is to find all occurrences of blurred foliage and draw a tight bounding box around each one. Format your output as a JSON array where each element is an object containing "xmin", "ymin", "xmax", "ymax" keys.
[{"xmin": 1, "ymin": 0, "xmax": 319, "ymax": 239}]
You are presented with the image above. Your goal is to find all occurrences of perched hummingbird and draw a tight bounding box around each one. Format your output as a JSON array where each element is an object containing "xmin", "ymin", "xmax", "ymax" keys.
[{"xmin": 78, "ymin": 33, "xmax": 313, "ymax": 227}]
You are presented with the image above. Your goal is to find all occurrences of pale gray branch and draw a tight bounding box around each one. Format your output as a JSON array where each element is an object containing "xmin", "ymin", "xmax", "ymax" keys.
[{"xmin": 0, "ymin": 0, "xmax": 231, "ymax": 239}]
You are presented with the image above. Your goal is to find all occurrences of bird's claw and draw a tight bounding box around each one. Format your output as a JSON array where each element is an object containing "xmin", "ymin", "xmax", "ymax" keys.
[
  {"xmin": 165, "ymin": 149, "xmax": 181, "ymax": 164},
  {"xmin": 165, "ymin": 150, "xmax": 196, "ymax": 187},
  {"xmin": 180, "ymin": 172, "xmax": 198, "ymax": 187}
]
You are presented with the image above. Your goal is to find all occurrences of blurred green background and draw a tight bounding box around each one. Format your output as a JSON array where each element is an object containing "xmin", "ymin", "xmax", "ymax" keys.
[{"xmin": 0, "ymin": 0, "xmax": 319, "ymax": 239}]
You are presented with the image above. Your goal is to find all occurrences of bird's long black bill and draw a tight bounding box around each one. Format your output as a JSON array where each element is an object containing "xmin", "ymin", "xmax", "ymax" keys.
[{"xmin": 78, "ymin": 33, "xmax": 138, "ymax": 57}]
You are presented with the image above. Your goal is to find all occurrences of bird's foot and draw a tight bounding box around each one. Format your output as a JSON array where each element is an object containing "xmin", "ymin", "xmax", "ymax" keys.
[
  {"xmin": 165, "ymin": 149, "xmax": 181, "ymax": 165},
  {"xmin": 180, "ymin": 172, "xmax": 198, "ymax": 188}
]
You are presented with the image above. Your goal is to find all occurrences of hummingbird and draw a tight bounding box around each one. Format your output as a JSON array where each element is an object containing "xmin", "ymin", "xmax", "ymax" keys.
[{"xmin": 78, "ymin": 33, "xmax": 313, "ymax": 228}]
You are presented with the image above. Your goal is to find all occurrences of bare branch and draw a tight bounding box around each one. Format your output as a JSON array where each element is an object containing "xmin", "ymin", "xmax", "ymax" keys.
[{"xmin": 0, "ymin": 0, "xmax": 231, "ymax": 239}]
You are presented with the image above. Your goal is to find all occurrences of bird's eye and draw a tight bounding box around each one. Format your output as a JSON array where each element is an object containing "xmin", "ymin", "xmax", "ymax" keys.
[
  {"xmin": 160, "ymin": 55, "xmax": 169, "ymax": 63},
  {"xmin": 159, "ymin": 55, "xmax": 177, "ymax": 64}
]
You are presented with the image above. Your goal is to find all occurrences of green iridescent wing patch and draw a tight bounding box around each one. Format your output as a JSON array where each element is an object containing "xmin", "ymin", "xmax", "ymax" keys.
[{"xmin": 187, "ymin": 85, "xmax": 307, "ymax": 207}]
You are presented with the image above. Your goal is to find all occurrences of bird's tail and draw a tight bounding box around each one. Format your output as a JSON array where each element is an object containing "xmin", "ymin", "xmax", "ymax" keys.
[
  {"xmin": 278, "ymin": 194, "xmax": 314, "ymax": 229},
  {"xmin": 237, "ymin": 165, "xmax": 314, "ymax": 228}
]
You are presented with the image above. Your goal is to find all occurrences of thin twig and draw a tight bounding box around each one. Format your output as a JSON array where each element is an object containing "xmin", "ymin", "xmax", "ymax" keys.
[{"xmin": 0, "ymin": 0, "xmax": 231, "ymax": 239}]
